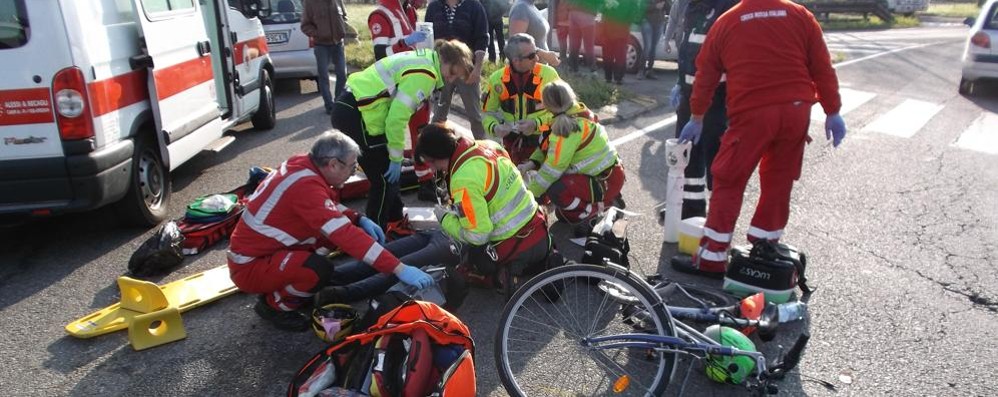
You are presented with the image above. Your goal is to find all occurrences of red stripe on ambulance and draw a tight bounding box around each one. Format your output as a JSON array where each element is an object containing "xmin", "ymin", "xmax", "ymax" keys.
[
  {"xmin": 153, "ymin": 56, "xmax": 214, "ymax": 101},
  {"xmin": 0, "ymin": 88, "xmax": 55, "ymax": 126},
  {"xmin": 88, "ymin": 69, "xmax": 149, "ymax": 117},
  {"xmin": 234, "ymin": 36, "xmax": 269, "ymax": 66}
]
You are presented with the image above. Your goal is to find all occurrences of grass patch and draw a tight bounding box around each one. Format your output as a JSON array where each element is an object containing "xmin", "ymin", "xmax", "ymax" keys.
[
  {"xmin": 561, "ymin": 73, "xmax": 626, "ymax": 110},
  {"xmin": 926, "ymin": 2, "xmax": 980, "ymax": 18},
  {"xmin": 819, "ymin": 14, "xmax": 920, "ymax": 30}
]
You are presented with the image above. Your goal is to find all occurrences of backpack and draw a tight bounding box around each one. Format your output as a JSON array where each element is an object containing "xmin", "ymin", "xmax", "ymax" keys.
[
  {"xmin": 581, "ymin": 207, "xmax": 631, "ymax": 269},
  {"xmin": 289, "ymin": 301, "xmax": 476, "ymax": 397},
  {"xmin": 127, "ymin": 221, "xmax": 185, "ymax": 277},
  {"xmin": 723, "ymin": 241, "xmax": 814, "ymax": 303}
]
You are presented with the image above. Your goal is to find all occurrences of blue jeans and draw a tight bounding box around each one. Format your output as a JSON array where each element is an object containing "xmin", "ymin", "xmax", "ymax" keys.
[
  {"xmin": 640, "ymin": 20, "xmax": 664, "ymax": 71},
  {"xmin": 325, "ymin": 231, "xmax": 460, "ymax": 301},
  {"xmin": 314, "ymin": 43, "xmax": 346, "ymax": 111}
]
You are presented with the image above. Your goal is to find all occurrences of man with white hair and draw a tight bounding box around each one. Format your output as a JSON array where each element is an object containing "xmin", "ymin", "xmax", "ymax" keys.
[{"xmin": 227, "ymin": 130, "xmax": 433, "ymax": 331}]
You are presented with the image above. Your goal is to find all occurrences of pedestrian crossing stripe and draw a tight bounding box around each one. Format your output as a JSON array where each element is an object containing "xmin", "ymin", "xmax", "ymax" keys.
[
  {"xmin": 862, "ymin": 98, "xmax": 944, "ymax": 138},
  {"xmin": 811, "ymin": 87, "xmax": 876, "ymax": 121},
  {"xmin": 952, "ymin": 113, "xmax": 998, "ymax": 155}
]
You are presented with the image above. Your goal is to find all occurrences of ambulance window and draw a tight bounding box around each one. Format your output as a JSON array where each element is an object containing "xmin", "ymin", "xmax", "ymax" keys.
[
  {"xmin": 261, "ymin": 0, "xmax": 302, "ymax": 25},
  {"xmin": 0, "ymin": 0, "xmax": 28, "ymax": 49},
  {"xmin": 141, "ymin": 0, "xmax": 196, "ymax": 14}
]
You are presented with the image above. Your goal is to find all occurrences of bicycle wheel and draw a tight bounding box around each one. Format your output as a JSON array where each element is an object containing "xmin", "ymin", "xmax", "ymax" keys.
[{"xmin": 495, "ymin": 264, "xmax": 677, "ymax": 397}]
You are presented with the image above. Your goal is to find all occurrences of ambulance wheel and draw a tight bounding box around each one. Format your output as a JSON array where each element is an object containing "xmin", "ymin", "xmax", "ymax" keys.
[
  {"xmin": 116, "ymin": 134, "xmax": 170, "ymax": 227},
  {"xmin": 252, "ymin": 69, "xmax": 276, "ymax": 130}
]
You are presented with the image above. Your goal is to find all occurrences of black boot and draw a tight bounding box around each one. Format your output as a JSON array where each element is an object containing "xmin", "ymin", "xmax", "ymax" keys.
[{"xmin": 253, "ymin": 296, "xmax": 310, "ymax": 332}]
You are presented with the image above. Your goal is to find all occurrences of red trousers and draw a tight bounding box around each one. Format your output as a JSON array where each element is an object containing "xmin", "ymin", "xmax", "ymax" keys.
[
  {"xmin": 548, "ymin": 163, "xmax": 626, "ymax": 223},
  {"xmin": 229, "ymin": 250, "xmax": 320, "ymax": 311},
  {"xmin": 503, "ymin": 134, "xmax": 539, "ymax": 166},
  {"xmin": 410, "ymin": 105, "xmax": 433, "ymax": 182},
  {"xmin": 696, "ymin": 102, "xmax": 810, "ymax": 273}
]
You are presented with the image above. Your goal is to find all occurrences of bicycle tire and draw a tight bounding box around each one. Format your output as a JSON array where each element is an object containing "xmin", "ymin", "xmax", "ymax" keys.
[
  {"xmin": 656, "ymin": 283, "xmax": 741, "ymax": 310},
  {"xmin": 494, "ymin": 264, "xmax": 677, "ymax": 397}
]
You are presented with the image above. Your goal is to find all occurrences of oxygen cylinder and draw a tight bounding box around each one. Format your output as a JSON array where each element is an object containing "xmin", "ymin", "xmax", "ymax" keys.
[{"xmin": 663, "ymin": 139, "xmax": 691, "ymax": 243}]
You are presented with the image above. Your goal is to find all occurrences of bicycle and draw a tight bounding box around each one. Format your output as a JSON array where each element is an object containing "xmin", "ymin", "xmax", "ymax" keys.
[{"xmin": 494, "ymin": 262, "xmax": 808, "ymax": 396}]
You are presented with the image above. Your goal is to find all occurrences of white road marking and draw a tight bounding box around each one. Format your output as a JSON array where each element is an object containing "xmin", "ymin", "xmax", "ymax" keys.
[
  {"xmin": 952, "ymin": 113, "xmax": 998, "ymax": 155},
  {"xmin": 862, "ymin": 98, "xmax": 944, "ymax": 138},
  {"xmin": 610, "ymin": 115, "xmax": 678, "ymax": 147},
  {"xmin": 833, "ymin": 41, "xmax": 946, "ymax": 68},
  {"xmin": 812, "ymin": 87, "xmax": 877, "ymax": 121}
]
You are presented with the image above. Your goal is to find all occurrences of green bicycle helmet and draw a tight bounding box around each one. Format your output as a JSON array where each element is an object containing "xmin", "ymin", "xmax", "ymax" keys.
[{"xmin": 703, "ymin": 325, "xmax": 757, "ymax": 384}]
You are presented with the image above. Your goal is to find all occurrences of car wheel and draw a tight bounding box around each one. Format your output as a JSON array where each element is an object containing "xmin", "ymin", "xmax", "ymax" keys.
[
  {"xmin": 626, "ymin": 36, "xmax": 644, "ymax": 75},
  {"xmin": 959, "ymin": 77, "xmax": 974, "ymax": 96},
  {"xmin": 115, "ymin": 134, "xmax": 170, "ymax": 227},
  {"xmin": 252, "ymin": 69, "xmax": 277, "ymax": 130}
]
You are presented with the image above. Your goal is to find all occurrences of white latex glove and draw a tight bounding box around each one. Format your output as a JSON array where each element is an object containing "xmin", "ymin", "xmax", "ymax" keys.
[
  {"xmin": 433, "ymin": 204, "xmax": 452, "ymax": 222},
  {"xmin": 493, "ymin": 123, "xmax": 514, "ymax": 138},
  {"xmin": 517, "ymin": 162, "xmax": 536, "ymax": 174},
  {"xmin": 515, "ymin": 119, "xmax": 538, "ymax": 135}
]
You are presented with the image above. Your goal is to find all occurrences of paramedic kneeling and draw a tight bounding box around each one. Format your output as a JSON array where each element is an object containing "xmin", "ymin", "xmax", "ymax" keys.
[
  {"xmin": 416, "ymin": 122, "xmax": 551, "ymax": 290},
  {"xmin": 227, "ymin": 131, "xmax": 433, "ymax": 332}
]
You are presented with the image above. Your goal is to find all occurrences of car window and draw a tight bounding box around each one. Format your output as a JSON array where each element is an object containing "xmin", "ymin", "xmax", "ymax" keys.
[
  {"xmin": 986, "ymin": 3, "xmax": 998, "ymax": 29},
  {"xmin": 0, "ymin": 0, "xmax": 28, "ymax": 49},
  {"xmin": 261, "ymin": 0, "xmax": 302, "ymax": 25}
]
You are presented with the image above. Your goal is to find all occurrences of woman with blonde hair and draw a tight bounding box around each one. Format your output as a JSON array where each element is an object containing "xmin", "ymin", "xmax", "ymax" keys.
[{"xmin": 519, "ymin": 80, "xmax": 626, "ymax": 225}]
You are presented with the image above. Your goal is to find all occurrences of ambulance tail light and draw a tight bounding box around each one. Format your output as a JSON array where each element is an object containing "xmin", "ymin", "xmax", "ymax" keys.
[
  {"xmin": 970, "ymin": 32, "xmax": 990, "ymax": 49},
  {"xmin": 52, "ymin": 66, "xmax": 95, "ymax": 141}
]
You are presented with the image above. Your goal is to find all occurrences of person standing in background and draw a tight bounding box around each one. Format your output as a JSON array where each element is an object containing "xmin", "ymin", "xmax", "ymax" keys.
[
  {"xmin": 566, "ymin": 0, "xmax": 598, "ymax": 74},
  {"xmin": 637, "ymin": 0, "xmax": 668, "ymax": 80},
  {"xmin": 599, "ymin": 0, "xmax": 645, "ymax": 85},
  {"xmin": 367, "ymin": 0, "xmax": 438, "ymax": 202},
  {"xmin": 677, "ymin": 0, "xmax": 846, "ymax": 275},
  {"xmin": 425, "ymin": 0, "xmax": 490, "ymax": 139},
  {"xmin": 552, "ymin": 0, "xmax": 571, "ymax": 63},
  {"xmin": 482, "ymin": 0, "xmax": 511, "ymax": 63},
  {"xmin": 302, "ymin": 0, "xmax": 349, "ymax": 115},
  {"xmin": 508, "ymin": 0, "xmax": 561, "ymax": 65}
]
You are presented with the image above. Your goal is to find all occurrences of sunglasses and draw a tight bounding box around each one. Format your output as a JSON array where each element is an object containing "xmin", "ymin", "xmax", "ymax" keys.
[{"xmin": 520, "ymin": 51, "xmax": 538, "ymax": 61}]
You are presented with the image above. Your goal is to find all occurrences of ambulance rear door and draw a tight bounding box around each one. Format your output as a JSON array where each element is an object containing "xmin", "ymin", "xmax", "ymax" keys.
[{"xmin": 130, "ymin": 0, "xmax": 224, "ymax": 171}]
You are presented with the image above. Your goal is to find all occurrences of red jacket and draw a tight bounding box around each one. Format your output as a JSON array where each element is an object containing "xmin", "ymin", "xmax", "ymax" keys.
[
  {"xmin": 368, "ymin": 0, "xmax": 418, "ymax": 57},
  {"xmin": 228, "ymin": 155, "xmax": 401, "ymax": 273},
  {"xmin": 690, "ymin": 0, "xmax": 841, "ymax": 117}
]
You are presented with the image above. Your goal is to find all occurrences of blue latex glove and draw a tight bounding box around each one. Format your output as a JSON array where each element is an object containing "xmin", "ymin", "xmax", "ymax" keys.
[
  {"xmin": 669, "ymin": 85, "xmax": 682, "ymax": 109},
  {"xmin": 384, "ymin": 160, "xmax": 402, "ymax": 184},
  {"xmin": 825, "ymin": 113, "xmax": 846, "ymax": 147},
  {"xmin": 678, "ymin": 119, "xmax": 703, "ymax": 145},
  {"xmin": 396, "ymin": 265, "xmax": 434, "ymax": 289},
  {"xmin": 403, "ymin": 31, "xmax": 428, "ymax": 46},
  {"xmin": 358, "ymin": 216, "xmax": 385, "ymax": 244}
]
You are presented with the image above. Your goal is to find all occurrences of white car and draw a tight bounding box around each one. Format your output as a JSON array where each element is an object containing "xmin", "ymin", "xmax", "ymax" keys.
[
  {"xmin": 540, "ymin": 9, "xmax": 677, "ymax": 74},
  {"xmin": 262, "ymin": 0, "xmax": 326, "ymax": 79},
  {"xmin": 960, "ymin": 0, "xmax": 998, "ymax": 95}
]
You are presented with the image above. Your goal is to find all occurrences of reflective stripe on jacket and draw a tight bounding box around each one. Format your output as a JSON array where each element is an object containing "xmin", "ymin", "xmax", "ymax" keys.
[
  {"xmin": 346, "ymin": 50, "xmax": 443, "ymax": 161},
  {"xmin": 227, "ymin": 154, "xmax": 401, "ymax": 273},
  {"xmin": 441, "ymin": 138, "xmax": 538, "ymax": 245},
  {"xmin": 482, "ymin": 63, "xmax": 561, "ymax": 138}
]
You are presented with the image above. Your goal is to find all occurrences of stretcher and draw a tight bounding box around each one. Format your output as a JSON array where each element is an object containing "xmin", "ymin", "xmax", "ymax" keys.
[{"xmin": 65, "ymin": 265, "xmax": 237, "ymax": 349}]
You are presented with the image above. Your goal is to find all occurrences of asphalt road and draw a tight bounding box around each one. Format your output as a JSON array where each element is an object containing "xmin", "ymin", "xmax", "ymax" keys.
[{"xmin": 1, "ymin": 25, "xmax": 995, "ymax": 396}]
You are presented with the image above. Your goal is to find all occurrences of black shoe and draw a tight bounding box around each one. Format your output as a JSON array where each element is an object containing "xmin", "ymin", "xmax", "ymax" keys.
[
  {"xmin": 417, "ymin": 181, "xmax": 437, "ymax": 202},
  {"xmin": 572, "ymin": 217, "xmax": 598, "ymax": 238},
  {"xmin": 254, "ymin": 297, "xmax": 310, "ymax": 332},
  {"xmin": 645, "ymin": 70, "xmax": 658, "ymax": 80},
  {"xmin": 612, "ymin": 196, "xmax": 626, "ymax": 210},
  {"xmin": 669, "ymin": 254, "xmax": 724, "ymax": 279}
]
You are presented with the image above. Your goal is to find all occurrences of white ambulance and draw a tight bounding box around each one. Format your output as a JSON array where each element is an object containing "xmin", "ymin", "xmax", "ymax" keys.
[{"xmin": 0, "ymin": 0, "xmax": 276, "ymax": 226}]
